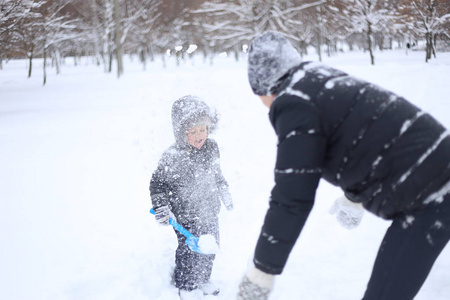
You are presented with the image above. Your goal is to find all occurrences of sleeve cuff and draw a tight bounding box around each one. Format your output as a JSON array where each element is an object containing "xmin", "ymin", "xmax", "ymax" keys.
[{"xmin": 246, "ymin": 264, "xmax": 275, "ymax": 289}]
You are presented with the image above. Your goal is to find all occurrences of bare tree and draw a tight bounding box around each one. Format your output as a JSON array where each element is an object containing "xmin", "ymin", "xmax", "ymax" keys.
[
  {"xmin": 14, "ymin": 0, "xmax": 45, "ymax": 78},
  {"xmin": 399, "ymin": 0, "xmax": 450, "ymax": 62},
  {"xmin": 89, "ymin": 0, "xmax": 103, "ymax": 65},
  {"xmin": 3, "ymin": 0, "xmax": 447, "ymax": 79},
  {"xmin": 94, "ymin": 0, "xmax": 115, "ymax": 72},
  {"xmin": 0, "ymin": 0, "xmax": 39, "ymax": 68},
  {"xmin": 128, "ymin": 0, "xmax": 162, "ymax": 70},
  {"xmin": 113, "ymin": 0, "xmax": 123, "ymax": 77},
  {"xmin": 340, "ymin": 0, "xmax": 395, "ymax": 64},
  {"xmin": 194, "ymin": 0, "xmax": 325, "ymax": 56},
  {"xmin": 105, "ymin": 0, "xmax": 150, "ymax": 76},
  {"xmin": 36, "ymin": 0, "xmax": 77, "ymax": 85}
]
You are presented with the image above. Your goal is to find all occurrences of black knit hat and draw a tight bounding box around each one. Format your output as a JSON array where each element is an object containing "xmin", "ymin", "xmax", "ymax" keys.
[{"xmin": 247, "ymin": 31, "xmax": 302, "ymax": 95}]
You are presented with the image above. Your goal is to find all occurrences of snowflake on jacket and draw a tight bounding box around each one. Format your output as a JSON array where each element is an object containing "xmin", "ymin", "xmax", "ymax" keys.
[{"xmin": 150, "ymin": 138, "xmax": 231, "ymax": 226}]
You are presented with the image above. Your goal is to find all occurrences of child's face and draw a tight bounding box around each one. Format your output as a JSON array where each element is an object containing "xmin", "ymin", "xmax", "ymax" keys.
[{"xmin": 187, "ymin": 125, "xmax": 208, "ymax": 149}]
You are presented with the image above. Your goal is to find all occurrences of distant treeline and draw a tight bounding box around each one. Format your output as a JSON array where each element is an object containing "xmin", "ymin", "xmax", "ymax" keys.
[{"xmin": 1, "ymin": 0, "xmax": 449, "ymax": 82}]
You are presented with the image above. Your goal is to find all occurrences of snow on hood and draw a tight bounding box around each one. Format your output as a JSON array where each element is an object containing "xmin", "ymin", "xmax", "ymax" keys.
[{"xmin": 171, "ymin": 95, "xmax": 218, "ymax": 146}]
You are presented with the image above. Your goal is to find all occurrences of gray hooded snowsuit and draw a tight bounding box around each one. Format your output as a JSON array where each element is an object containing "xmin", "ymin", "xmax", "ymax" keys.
[{"xmin": 150, "ymin": 96, "xmax": 231, "ymax": 291}]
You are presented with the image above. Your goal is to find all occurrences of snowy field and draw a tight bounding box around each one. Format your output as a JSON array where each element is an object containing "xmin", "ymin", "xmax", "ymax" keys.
[{"xmin": 1, "ymin": 49, "xmax": 450, "ymax": 300}]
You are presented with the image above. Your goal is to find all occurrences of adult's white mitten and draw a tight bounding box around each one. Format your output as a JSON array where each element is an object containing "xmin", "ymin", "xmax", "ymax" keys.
[
  {"xmin": 237, "ymin": 265, "xmax": 274, "ymax": 300},
  {"xmin": 329, "ymin": 195, "xmax": 364, "ymax": 229}
]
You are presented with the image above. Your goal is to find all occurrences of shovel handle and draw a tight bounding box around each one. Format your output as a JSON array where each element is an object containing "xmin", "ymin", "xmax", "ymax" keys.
[{"xmin": 150, "ymin": 208, "xmax": 195, "ymax": 239}]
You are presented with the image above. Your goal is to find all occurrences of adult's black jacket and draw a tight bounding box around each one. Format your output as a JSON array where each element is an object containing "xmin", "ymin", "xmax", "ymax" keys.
[{"xmin": 254, "ymin": 62, "xmax": 450, "ymax": 274}]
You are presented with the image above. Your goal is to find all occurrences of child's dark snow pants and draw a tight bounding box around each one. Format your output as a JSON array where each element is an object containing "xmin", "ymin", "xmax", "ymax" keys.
[
  {"xmin": 363, "ymin": 192, "xmax": 450, "ymax": 300},
  {"xmin": 173, "ymin": 217, "xmax": 219, "ymax": 291}
]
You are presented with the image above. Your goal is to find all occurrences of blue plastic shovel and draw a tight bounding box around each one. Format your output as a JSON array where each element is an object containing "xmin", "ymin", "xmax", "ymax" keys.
[{"xmin": 150, "ymin": 208, "xmax": 205, "ymax": 254}]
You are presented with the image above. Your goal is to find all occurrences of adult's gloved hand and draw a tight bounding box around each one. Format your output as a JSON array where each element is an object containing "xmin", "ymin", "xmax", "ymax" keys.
[
  {"xmin": 154, "ymin": 205, "xmax": 175, "ymax": 226},
  {"xmin": 329, "ymin": 194, "xmax": 364, "ymax": 229},
  {"xmin": 237, "ymin": 264, "xmax": 274, "ymax": 300}
]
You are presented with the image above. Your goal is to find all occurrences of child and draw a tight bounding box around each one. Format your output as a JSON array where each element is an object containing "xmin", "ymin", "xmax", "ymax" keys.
[
  {"xmin": 237, "ymin": 31, "xmax": 450, "ymax": 300},
  {"xmin": 150, "ymin": 95, "xmax": 233, "ymax": 300}
]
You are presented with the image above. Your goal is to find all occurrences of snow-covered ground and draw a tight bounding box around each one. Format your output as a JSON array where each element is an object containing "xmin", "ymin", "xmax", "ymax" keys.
[{"xmin": 1, "ymin": 50, "xmax": 449, "ymax": 300}]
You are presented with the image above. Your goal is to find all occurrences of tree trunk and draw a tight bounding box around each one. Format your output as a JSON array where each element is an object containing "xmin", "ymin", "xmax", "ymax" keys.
[
  {"xmin": 432, "ymin": 33, "xmax": 437, "ymax": 58},
  {"xmin": 203, "ymin": 48, "xmax": 208, "ymax": 63},
  {"xmin": 316, "ymin": 6, "xmax": 323, "ymax": 62},
  {"xmin": 149, "ymin": 44, "xmax": 154, "ymax": 61},
  {"xmin": 367, "ymin": 21, "xmax": 375, "ymax": 65},
  {"xmin": 139, "ymin": 48, "xmax": 146, "ymax": 71},
  {"xmin": 425, "ymin": 32, "xmax": 431, "ymax": 62},
  {"xmin": 114, "ymin": 0, "xmax": 123, "ymax": 78},
  {"xmin": 108, "ymin": 52, "xmax": 113, "ymax": 72},
  {"xmin": 91, "ymin": 0, "xmax": 102, "ymax": 66},
  {"xmin": 317, "ymin": 34, "xmax": 322, "ymax": 62},
  {"xmin": 316, "ymin": 32, "xmax": 322, "ymax": 61},
  {"xmin": 326, "ymin": 40, "xmax": 332, "ymax": 57},
  {"xmin": 378, "ymin": 35, "xmax": 384, "ymax": 51},
  {"xmin": 27, "ymin": 51, "xmax": 33, "ymax": 78},
  {"xmin": 43, "ymin": 47, "xmax": 47, "ymax": 86},
  {"xmin": 55, "ymin": 50, "xmax": 61, "ymax": 75}
]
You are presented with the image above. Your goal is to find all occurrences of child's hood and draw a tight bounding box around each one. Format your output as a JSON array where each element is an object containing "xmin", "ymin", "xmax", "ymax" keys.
[{"xmin": 171, "ymin": 95, "xmax": 218, "ymax": 146}]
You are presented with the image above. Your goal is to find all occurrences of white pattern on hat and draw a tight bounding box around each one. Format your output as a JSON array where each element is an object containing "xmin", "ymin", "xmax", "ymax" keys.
[{"xmin": 247, "ymin": 31, "xmax": 302, "ymax": 96}]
